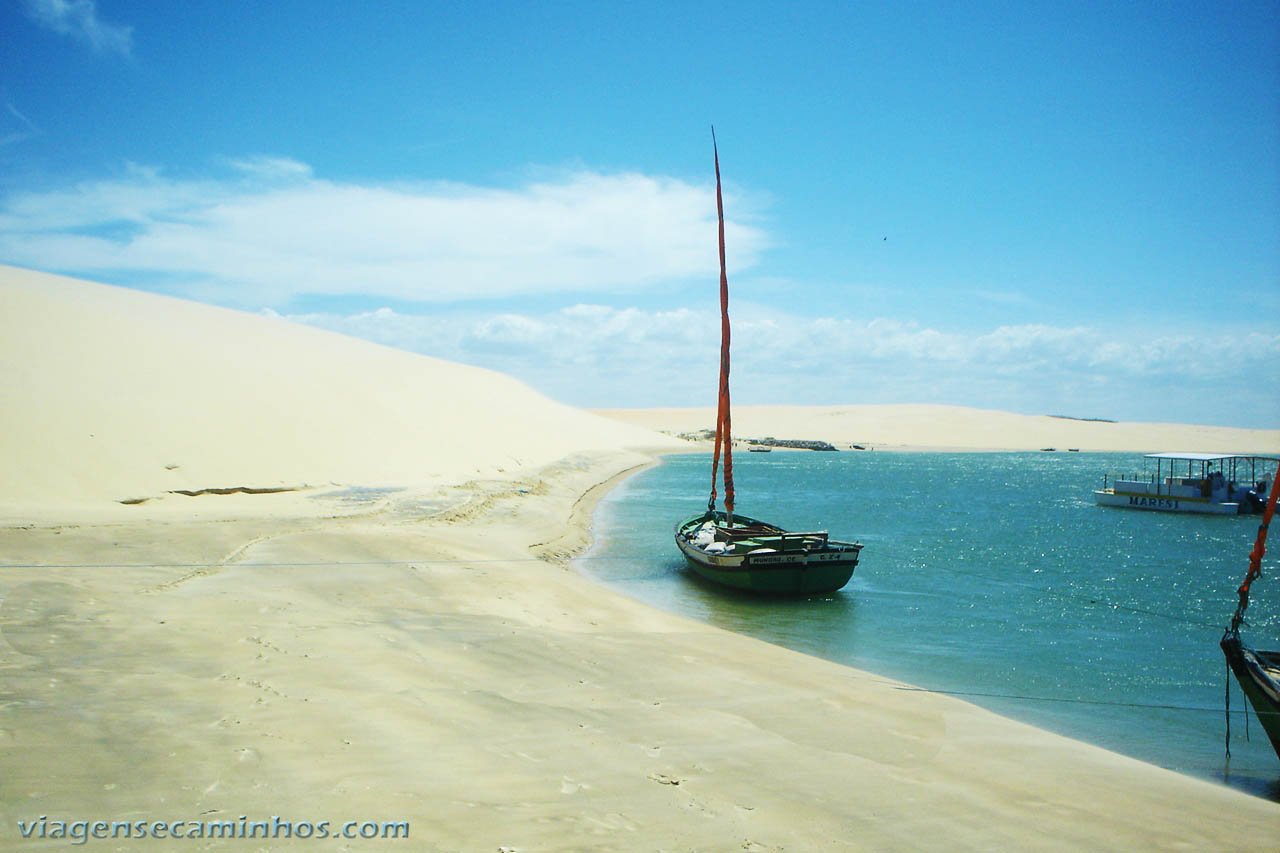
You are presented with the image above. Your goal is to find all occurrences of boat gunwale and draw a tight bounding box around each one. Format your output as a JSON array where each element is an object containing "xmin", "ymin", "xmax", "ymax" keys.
[{"xmin": 675, "ymin": 512, "xmax": 861, "ymax": 547}]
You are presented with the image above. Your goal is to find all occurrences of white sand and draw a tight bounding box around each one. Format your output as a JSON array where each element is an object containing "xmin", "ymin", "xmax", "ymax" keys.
[
  {"xmin": 596, "ymin": 405, "xmax": 1280, "ymax": 454},
  {"xmin": 2, "ymin": 264, "xmax": 1278, "ymax": 850},
  {"xmin": 0, "ymin": 266, "xmax": 673, "ymax": 522}
]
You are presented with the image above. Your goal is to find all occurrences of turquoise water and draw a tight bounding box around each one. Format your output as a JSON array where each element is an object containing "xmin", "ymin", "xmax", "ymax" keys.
[{"xmin": 579, "ymin": 451, "xmax": 1280, "ymax": 800}]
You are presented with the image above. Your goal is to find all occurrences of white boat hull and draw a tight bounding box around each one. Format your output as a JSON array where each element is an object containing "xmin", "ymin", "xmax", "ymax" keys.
[{"xmin": 1093, "ymin": 489, "xmax": 1242, "ymax": 515}]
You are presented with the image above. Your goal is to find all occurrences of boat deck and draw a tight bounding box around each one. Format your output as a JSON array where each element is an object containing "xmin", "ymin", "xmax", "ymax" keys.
[{"xmin": 719, "ymin": 526, "xmax": 833, "ymax": 552}]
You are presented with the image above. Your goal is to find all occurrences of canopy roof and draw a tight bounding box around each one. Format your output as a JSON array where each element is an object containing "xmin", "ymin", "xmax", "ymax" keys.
[{"xmin": 1144, "ymin": 452, "xmax": 1280, "ymax": 462}]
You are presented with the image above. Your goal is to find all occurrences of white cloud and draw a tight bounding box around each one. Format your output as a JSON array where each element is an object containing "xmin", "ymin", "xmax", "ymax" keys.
[
  {"xmin": 5, "ymin": 155, "xmax": 1273, "ymax": 425},
  {"xmin": 22, "ymin": 0, "xmax": 133, "ymax": 56},
  {"xmin": 280, "ymin": 303, "xmax": 1280, "ymax": 424},
  {"xmin": 0, "ymin": 161, "xmax": 767, "ymax": 306},
  {"xmin": 973, "ymin": 289, "xmax": 1035, "ymax": 307},
  {"xmin": 227, "ymin": 156, "xmax": 314, "ymax": 181}
]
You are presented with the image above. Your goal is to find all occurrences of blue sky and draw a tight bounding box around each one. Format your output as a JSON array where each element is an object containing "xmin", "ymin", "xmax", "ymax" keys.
[{"xmin": 2, "ymin": 1, "xmax": 1277, "ymax": 426}]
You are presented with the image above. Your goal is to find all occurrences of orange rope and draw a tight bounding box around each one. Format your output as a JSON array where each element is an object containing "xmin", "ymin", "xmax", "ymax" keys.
[{"xmin": 1229, "ymin": 459, "xmax": 1280, "ymax": 635}]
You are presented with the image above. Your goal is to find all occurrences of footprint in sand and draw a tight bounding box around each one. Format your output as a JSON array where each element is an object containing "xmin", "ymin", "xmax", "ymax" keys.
[
  {"xmin": 559, "ymin": 777, "xmax": 590, "ymax": 794},
  {"xmin": 647, "ymin": 773, "xmax": 683, "ymax": 786}
]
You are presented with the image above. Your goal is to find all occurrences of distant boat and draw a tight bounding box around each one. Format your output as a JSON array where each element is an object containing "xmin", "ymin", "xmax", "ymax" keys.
[
  {"xmin": 747, "ymin": 446, "xmax": 772, "ymax": 453},
  {"xmin": 1220, "ymin": 457, "xmax": 1280, "ymax": 761},
  {"xmin": 1094, "ymin": 453, "xmax": 1276, "ymax": 515},
  {"xmin": 673, "ymin": 131, "xmax": 862, "ymax": 596}
]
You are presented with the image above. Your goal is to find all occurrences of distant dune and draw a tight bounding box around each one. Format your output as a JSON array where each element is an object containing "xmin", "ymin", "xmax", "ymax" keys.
[
  {"xmin": 596, "ymin": 405, "xmax": 1280, "ymax": 454},
  {"xmin": 0, "ymin": 265, "xmax": 674, "ymax": 519}
]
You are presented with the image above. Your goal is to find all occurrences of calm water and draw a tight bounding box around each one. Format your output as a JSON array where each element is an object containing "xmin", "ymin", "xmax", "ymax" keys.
[{"xmin": 578, "ymin": 451, "xmax": 1280, "ymax": 800}]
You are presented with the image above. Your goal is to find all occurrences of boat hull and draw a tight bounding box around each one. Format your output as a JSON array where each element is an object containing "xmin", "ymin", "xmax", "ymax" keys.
[
  {"xmin": 1093, "ymin": 489, "xmax": 1242, "ymax": 515},
  {"xmin": 1221, "ymin": 634, "xmax": 1280, "ymax": 760},
  {"xmin": 674, "ymin": 511, "xmax": 861, "ymax": 596}
]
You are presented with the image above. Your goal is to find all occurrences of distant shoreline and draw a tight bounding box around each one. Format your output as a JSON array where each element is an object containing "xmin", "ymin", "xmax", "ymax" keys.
[{"xmin": 594, "ymin": 404, "xmax": 1280, "ymax": 456}]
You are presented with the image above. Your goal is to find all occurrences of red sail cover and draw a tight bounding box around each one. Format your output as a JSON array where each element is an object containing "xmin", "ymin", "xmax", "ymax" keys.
[{"xmin": 707, "ymin": 132, "xmax": 734, "ymax": 518}]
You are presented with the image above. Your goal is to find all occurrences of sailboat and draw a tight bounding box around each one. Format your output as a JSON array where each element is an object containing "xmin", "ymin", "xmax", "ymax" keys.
[
  {"xmin": 1220, "ymin": 456, "xmax": 1280, "ymax": 760},
  {"xmin": 673, "ymin": 132, "xmax": 862, "ymax": 596}
]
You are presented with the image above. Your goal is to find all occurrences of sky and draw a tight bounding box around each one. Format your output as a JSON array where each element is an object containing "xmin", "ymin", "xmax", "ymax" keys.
[{"xmin": 1, "ymin": 0, "xmax": 1278, "ymax": 427}]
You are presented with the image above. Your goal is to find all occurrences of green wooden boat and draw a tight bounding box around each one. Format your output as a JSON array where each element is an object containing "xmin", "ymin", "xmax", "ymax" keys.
[
  {"xmin": 674, "ymin": 130, "xmax": 862, "ymax": 596},
  {"xmin": 675, "ymin": 511, "xmax": 862, "ymax": 596}
]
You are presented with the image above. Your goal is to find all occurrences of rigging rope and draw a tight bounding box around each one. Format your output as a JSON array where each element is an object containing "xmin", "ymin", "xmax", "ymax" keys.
[
  {"xmin": 1227, "ymin": 458, "xmax": 1280, "ymax": 637},
  {"xmin": 925, "ymin": 560, "xmax": 1223, "ymax": 631},
  {"xmin": 893, "ymin": 683, "xmax": 1236, "ymax": 714}
]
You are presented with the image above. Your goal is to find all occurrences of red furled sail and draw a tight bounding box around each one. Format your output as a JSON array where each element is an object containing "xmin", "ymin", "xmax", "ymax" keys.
[{"xmin": 706, "ymin": 128, "xmax": 734, "ymax": 521}]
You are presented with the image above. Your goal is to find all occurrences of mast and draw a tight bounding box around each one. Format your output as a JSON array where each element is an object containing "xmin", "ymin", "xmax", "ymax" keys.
[{"xmin": 707, "ymin": 127, "xmax": 735, "ymax": 523}]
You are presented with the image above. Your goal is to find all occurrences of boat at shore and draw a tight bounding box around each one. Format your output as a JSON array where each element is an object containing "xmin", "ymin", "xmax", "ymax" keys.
[
  {"xmin": 676, "ymin": 511, "xmax": 862, "ymax": 595},
  {"xmin": 1094, "ymin": 453, "xmax": 1276, "ymax": 515},
  {"xmin": 673, "ymin": 130, "xmax": 862, "ymax": 595}
]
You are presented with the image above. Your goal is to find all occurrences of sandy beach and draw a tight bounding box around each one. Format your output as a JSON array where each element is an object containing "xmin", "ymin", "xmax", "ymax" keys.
[{"xmin": 3, "ymin": 265, "xmax": 1279, "ymax": 851}]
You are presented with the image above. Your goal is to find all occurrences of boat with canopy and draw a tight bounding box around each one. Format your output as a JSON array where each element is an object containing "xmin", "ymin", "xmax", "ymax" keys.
[
  {"xmin": 1221, "ymin": 456, "xmax": 1280, "ymax": 761},
  {"xmin": 673, "ymin": 132, "xmax": 862, "ymax": 596},
  {"xmin": 1095, "ymin": 453, "xmax": 1276, "ymax": 515}
]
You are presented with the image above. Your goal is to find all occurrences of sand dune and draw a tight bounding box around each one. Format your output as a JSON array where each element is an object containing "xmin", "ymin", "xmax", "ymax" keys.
[
  {"xmin": 0, "ymin": 265, "xmax": 674, "ymax": 520},
  {"xmin": 597, "ymin": 404, "xmax": 1280, "ymax": 454},
  {"xmin": 2, "ymin": 264, "xmax": 1278, "ymax": 850}
]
